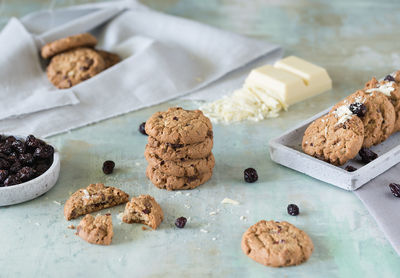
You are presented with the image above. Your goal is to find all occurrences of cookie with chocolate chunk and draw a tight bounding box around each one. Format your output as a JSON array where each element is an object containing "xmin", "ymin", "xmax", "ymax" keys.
[
  {"xmin": 145, "ymin": 107, "xmax": 213, "ymax": 144},
  {"xmin": 76, "ymin": 214, "xmax": 113, "ymax": 245},
  {"xmin": 302, "ymin": 113, "xmax": 364, "ymax": 166},
  {"xmin": 241, "ymin": 220, "xmax": 313, "ymax": 267},
  {"xmin": 41, "ymin": 33, "xmax": 97, "ymax": 59},
  {"xmin": 47, "ymin": 47, "xmax": 106, "ymax": 89},
  {"xmin": 146, "ymin": 165, "xmax": 212, "ymax": 190},
  {"xmin": 122, "ymin": 195, "xmax": 164, "ymax": 229},
  {"xmin": 365, "ymin": 77, "xmax": 400, "ymax": 133},
  {"xmin": 145, "ymin": 151, "xmax": 214, "ymax": 177},
  {"xmin": 146, "ymin": 135, "xmax": 213, "ymax": 161},
  {"xmin": 64, "ymin": 183, "xmax": 129, "ymax": 220}
]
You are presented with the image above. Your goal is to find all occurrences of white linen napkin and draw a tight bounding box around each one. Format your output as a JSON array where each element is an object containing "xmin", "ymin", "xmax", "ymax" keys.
[
  {"xmin": 0, "ymin": 18, "xmax": 79, "ymax": 121},
  {"xmin": 0, "ymin": 0, "xmax": 282, "ymax": 137}
]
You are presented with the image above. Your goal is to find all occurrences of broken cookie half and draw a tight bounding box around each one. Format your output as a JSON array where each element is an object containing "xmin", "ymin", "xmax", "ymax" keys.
[
  {"xmin": 64, "ymin": 183, "xmax": 129, "ymax": 220},
  {"xmin": 122, "ymin": 195, "xmax": 164, "ymax": 229},
  {"xmin": 76, "ymin": 214, "xmax": 113, "ymax": 245}
]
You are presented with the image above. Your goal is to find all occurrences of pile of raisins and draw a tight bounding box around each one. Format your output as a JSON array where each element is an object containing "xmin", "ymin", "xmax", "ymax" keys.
[{"xmin": 0, "ymin": 135, "xmax": 54, "ymax": 187}]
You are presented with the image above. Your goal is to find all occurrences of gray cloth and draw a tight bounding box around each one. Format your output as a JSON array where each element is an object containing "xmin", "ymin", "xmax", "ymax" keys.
[
  {"xmin": 355, "ymin": 163, "xmax": 400, "ymax": 255},
  {"xmin": 0, "ymin": 0, "xmax": 282, "ymax": 137}
]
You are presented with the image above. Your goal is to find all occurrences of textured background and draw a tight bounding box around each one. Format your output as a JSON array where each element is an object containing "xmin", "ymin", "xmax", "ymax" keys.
[{"xmin": 1, "ymin": 0, "xmax": 400, "ymax": 277}]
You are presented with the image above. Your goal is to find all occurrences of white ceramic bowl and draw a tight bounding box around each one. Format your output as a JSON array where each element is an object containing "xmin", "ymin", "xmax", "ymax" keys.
[{"xmin": 0, "ymin": 136, "xmax": 60, "ymax": 206}]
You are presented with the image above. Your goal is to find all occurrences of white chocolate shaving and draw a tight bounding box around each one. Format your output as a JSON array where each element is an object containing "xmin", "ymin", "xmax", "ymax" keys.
[
  {"xmin": 365, "ymin": 81, "xmax": 395, "ymax": 97},
  {"xmin": 333, "ymin": 105, "xmax": 353, "ymax": 125}
]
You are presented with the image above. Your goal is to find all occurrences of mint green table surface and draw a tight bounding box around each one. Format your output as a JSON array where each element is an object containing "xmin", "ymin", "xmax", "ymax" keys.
[{"xmin": 1, "ymin": 1, "xmax": 400, "ymax": 277}]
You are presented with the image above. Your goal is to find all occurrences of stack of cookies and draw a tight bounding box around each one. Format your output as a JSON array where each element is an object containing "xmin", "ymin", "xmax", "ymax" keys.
[
  {"xmin": 41, "ymin": 33, "xmax": 120, "ymax": 89},
  {"xmin": 144, "ymin": 107, "xmax": 215, "ymax": 190},
  {"xmin": 302, "ymin": 72, "xmax": 400, "ymax": 166}
]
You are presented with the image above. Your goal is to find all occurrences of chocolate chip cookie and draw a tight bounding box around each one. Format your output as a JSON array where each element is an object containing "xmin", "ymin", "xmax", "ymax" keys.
[
  {"xmin": 365, "ymin": 77, "xmax": 400, "ymax": 133},
  {"xmin": 241, "ymin": 220, "xmax": 313, "ymax": 267},
  {"xmin": 76, "ymin": 214, "xmax": 113, "ymax": 245},
  {"xmin": 145, "ymin": 107, "xmax": 213, "ymax": 144},
  {"xmin": 146, "ymin": 165, "xmax": 213, "ymax": 190},
  {"xmin": 97, "ymin": 50, "xmax": 121, "ymax": 69},
  {"xmin": 302, "ymin": 113, "xmax": 364, "ymax": 166},
  {"xmin": 41, "ymin": 33, "xmax": 98, "ymax": 59},
  {"xmin": 47, "ymin": 47, "xmax": 106, "ymax": 89},
  {"xmin": 145, "ymin": 151, "xmax": 215, "ymax": 177},
  {"xmin": 122, "ymin": 195, "xmax": 164, "ymax": 229},
  {"xmin": 64, "ymin": 183, "xmax": 129, "ymax": 220},
  {"xmin": 146, "ymin": 135, "xmax": 213, "ymax": 161},
  {"xmin": 331, "ymin": 90, "xmax": 395, "ymax": 147}
]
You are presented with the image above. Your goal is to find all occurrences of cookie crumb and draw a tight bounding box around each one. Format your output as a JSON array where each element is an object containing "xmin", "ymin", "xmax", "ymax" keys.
[
  {"xmin": 212, "ymin": 237, "xmax": 217, "ymax": 241},
  {"xmin": 200, "ymin": 229, "xmax": 209, "ymax": 233},
  {"xmin": 240, "ymin": 216, "xmax": 247, "ymax": 221},
  {"xmin": 68, "ymin": 225, "xmax": 75, "ymax": 229},
  {"xmin": 142, "ymin": 226, "xmax": 148, "ymax": 231},
  {"xmin": 35, "ymin": 222, "xmax": 40, "ymax": 226},
  {"xmin": 184, "ymin": 204, "xmax": 191, "ymax": 209},
  {"xmin": 221, "ymin": 198, "xmax": 240, "ymax": 205},
  {"xmin": 185, "ymin": 193, "xmax": 191, "ymax": 196},
  {"xmin": 209, "ymin": 211, "xmax": 217, "ymax": 216},
  {"xmin": 53, "ymin": 200, "xmax": 61, "ymax": 205}
]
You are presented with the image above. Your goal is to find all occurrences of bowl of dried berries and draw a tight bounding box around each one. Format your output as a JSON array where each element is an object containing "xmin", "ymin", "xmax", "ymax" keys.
[{"xmin": 0, "ymin": 134, "xmax": 60, "ymax": 206}]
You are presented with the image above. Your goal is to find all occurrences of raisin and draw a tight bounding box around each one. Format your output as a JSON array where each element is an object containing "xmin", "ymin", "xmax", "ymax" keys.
[
  {"xmin": 139, "ymin": 122, "xmax": 147, "ymax": 135},
  {"xmin": 102, "ymin": 160, "xmax": 115, "ymax": 174},
  {"xmin": 175, "ymin": 217, "xmax": 187, "ymax": 228},
  {"xmin": 25, "ymin": 135, "xmax": 43, "ymax": 151},
  {"xmin": 0, "ymin": 143, "xmax": 12, "ymax": 155},
  {"xmin": 0, "ymin": 159, "xmax": 10, "ymax": 170},
  {"xmin": 359, "ymin": 147, "xmax": 378, "ymax": 163},
  {"xmin": 384, "ymin": 75, "xmax": 395, "ymax": 82},
  {"xmin": 0, "ymin": 169, "xmax": 8, "ymax": 183},
  {"xmin": 389, "ymin": 183, "xmax": 400, "ymax": 198},
  {"xmin": 10, "ymin": 161, "xmax": 22, "ymax": 174},
  {"xmin": 19, "ymin": 153, "xmax": 34, "ymax": 165},
  {"xmin": 244, "ymin": 168, "xmax": 258, "ymax": 183},
  {"xmin": 345, "ymin": 165, "xmax": 357, "ymax": 172},
  {"xmin": 35, "ymin": 163, "xmax": 50, "ymax": 176},
  {"xmin": 349, "ymin": 103, "xmax": 367, "ymax": 117},
  {"xmin": 33, "ymin": 145, "xmax": 54, "ymax": 159},
  {"xmin": 287, "ymin": 204, "xmax": 300, "ymax": 216},
  {"xmin": 142, "ymin": 208, "xmax": 151, "ymax": 214}
]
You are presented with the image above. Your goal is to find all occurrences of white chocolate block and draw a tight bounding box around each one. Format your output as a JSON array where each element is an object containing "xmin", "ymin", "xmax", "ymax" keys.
[{"xmin": 245, "ymin": 56, "xmax": 332, "ymax": 107}]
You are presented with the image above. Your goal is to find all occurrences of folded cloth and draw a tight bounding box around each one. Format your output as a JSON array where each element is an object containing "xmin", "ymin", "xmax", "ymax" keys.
[
  {"xmin": 0, "ymin": 19, "xmax": 79, "ymax": 121},
  {"xmin": 355, "ymin": 163, "xmax": 400, "ymax": 256},
  {"xmin": 0, "ymin": 0, "xmax": 282, "ymax": 137}
]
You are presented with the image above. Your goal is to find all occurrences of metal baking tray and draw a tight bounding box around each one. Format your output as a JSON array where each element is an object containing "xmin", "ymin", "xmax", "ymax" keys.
[{"xmin": 269, "ymin": 107, "xmax": 400, "ymax": 191}]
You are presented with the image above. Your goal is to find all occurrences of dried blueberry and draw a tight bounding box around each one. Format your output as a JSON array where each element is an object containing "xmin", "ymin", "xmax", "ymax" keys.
[
  {"xmin": 287, "ymin": 204, "xmax": 300, "ymax": 216},
  {"xmin": 384, "ymin": 75, "xmax": 395, "ymax": 82},
  {"xmin": 359, "ymin": 147, "xmax": 378, "ymax": 163},
  {"xmin": 349, "ymin": 103, "xmax": 367, "ymax": 117},
  {"xmin": 102, "ymin": 160, "xmax": 115, "ymax": 174},
  {"xmin": 139, "ymin": 122, "xmax": 147, "ymax": 136},
  {"xmin": 175, "ymin": 217, "xmax": 187, "ymax": 228},
  {"xmin": 19, "ymin": 153, "xmax": 34, "ymax": 165},
  {"xmin": 345, "ymin": 165, "xmax": 357, "ymax": 172},
  {"xmin": 33, "ymin": 145, "xmax": 54, "ymax": 159},
  {"xmin": 3, "ymin": 175, "xmax": 20, "ymax": 186},
  {"xmin": 389, "ymin": 183, "xmax": 400, "ymax": 198},
  {"xmin": 0, "ymin": 169, "xmax": 8, "ymax": 183},
  {"xmin": 17, "ymin": 167, "xmax": 35, "ymax": 182},
  {"xmin": 12, "ymin": 140, "xmax": 25, "ymax": 154},
  {"xmin": 244, "ymin": 168, "xmax": 258, "ymax": 183}
]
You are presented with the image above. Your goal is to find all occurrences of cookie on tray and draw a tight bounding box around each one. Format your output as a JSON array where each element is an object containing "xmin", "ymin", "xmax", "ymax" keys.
[
  {"xmin": 47, "ymin": 47, "xmax": 106, "ymax": 89},
  {"xmin": 330, "ymin": 90, "xmax": 395, "ymax": 147},
  {"xmin": 97, "ymin": 50, "xmax": 121, "ymax": 69},
  {"xmin": 146, "ymin": 165, "xmax": 213, "ymax": 190},
  {"xmin": 302, "ymin": 113, "xmax": 364, "ymax": 166},
  {"xmin": 146, "ymin": 135, "xmax": 213, "ymax": 161},
  {"xmin": 145, "ymin": 107, "xmax": 213, "ymax": 144},
  {"xmin": 122, "ymin": 195, "xmax": 164, "ymax": 229},
  {"xmin": 76, "ymin": 214, "xmax": 113, "ymax": 245},
  {"xmin": 241, "ymin": 220, "xmax": 314, "ymax": 267},
  {"xmin": 64, "ymin": 183, "xmax": 129, "ymax": 220},
  {"xmin": 365, "ymin": 77, "xmax": 400, "ymax": 133},
  {"xmin": 145, "ymin": 151, "xmax": 215, "ymax": 177},
  {"xmin": 41, "ymin": 33, "xmax": 98, "ymax": 59}
]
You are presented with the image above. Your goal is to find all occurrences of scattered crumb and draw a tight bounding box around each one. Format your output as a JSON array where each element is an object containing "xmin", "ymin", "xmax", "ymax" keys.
[
  {"xmin": 221, "ymin": 198, "xmax": 240, "ymax": 205},
  {"xmin": 67, "ymin": 225, "xmax": 75, "ymax": 229},
  {"xmin": 200, "ymin": 229, "xmax": 209, "ymax": 233},
  {"xmin": 187, "ymin": 217, "xmax": 191, "ymax": 222},
  {"xmin": 53, "ymin": 200, "xmax": 61, "ymax": 205},
  {"xmin": 185, "ymin": 193, "xmax": 191, "ymax": 196},
  {"xmin": 135, "ymin": 162, "xmax": 141, "ymax": 166},
  {"xmin": 212, "ymin": 237, "xmax": 217, "ymax": 241},
  {"xmin": 35, "ymin": 222, "xmax": 40, "ymax": 226},
  {"xmin": 240, "ymin": 216, "xmax": 247, "ymax": 221},
  {"xmin": 117, "ymin": 212, "xmax": 124, "ymax": 220},
  {"xmin": 175, "ymin": 191, "xmax": 182, "ymax": 196},
  {"xmin": 142, "ymin": 226, "xmax": 148, "ymax": 231},
  {"xmin": 184, "ymin": 204, "xmax": 191, "ymax": 209},
  {"xmin": 209, "ymin": 211, "xmax": 217, "ymax": 216}
]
